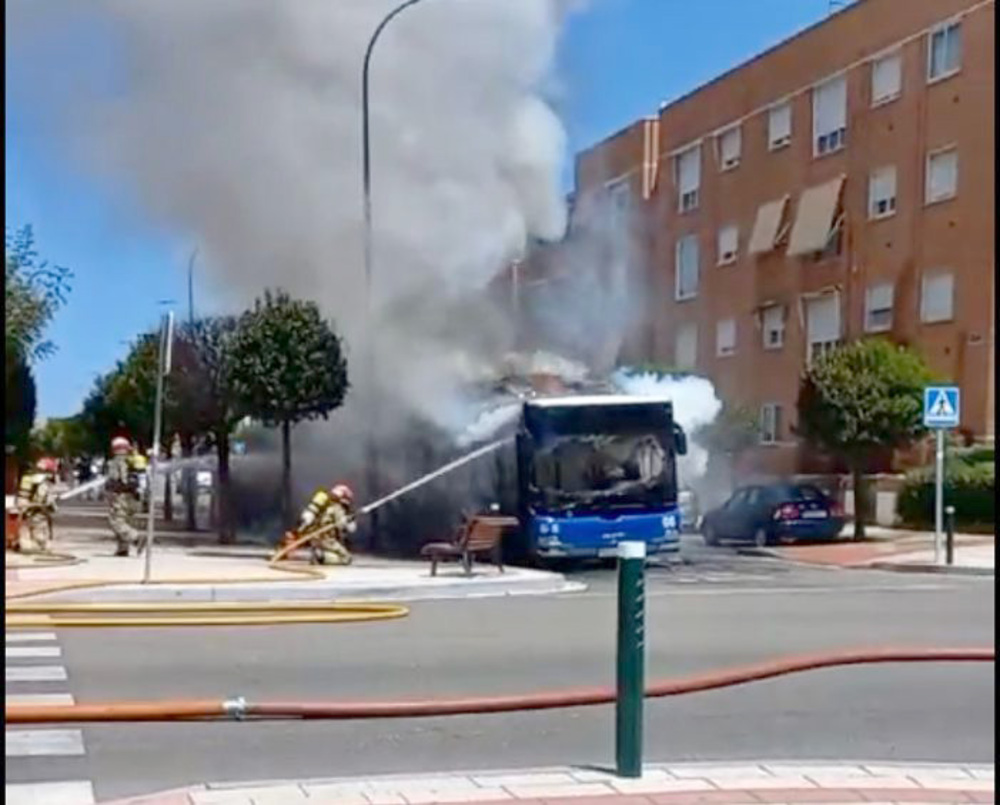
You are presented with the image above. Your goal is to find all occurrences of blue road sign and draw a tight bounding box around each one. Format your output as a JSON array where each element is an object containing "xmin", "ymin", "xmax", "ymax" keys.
[{"xmin": 923, "ymin": 386, "xmax": 961, "ymax": 429}]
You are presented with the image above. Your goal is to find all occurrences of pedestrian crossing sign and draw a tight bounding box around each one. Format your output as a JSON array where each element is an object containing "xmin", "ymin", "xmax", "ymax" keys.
[{"xmin": 923, "ymin": 385, "xmax": 960, "ymax": 429}]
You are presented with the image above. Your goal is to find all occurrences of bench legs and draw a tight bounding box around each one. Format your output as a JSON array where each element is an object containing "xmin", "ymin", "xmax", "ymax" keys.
[{"xmin": 430, "ymin": 557, "xmax": 439, "ymax": 577}]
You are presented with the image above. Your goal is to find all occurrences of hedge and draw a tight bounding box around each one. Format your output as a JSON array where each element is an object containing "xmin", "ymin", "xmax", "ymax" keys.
[{"xmin": 897, "ymin": 458, "xmax": 995, "ymax": 529}]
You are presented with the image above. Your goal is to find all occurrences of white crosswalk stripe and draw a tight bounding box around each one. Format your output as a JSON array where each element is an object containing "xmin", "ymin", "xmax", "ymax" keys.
[
  {"xmin": 5, "ymin": 730, "xmax": 86, "ymax": 757},
  {"xmin": 5, "ymin": 781, "xmax": 95, "ymax": 804},
  {"xmin": 6, "ymin": 693, "xmax": 75, "ymax": 706},
  {"xmin": 6, "ymin": 665, "xmax": 68, "ymax": 682},
  {"xmin": 5, "ymin": 633, "xmax": 93, "ymax": 801},
  {"xmin": 5, "ymin": 632, "xmax": 58, "ymax": 643},
  {"xmin": 6, "ymin": 646, "xmax": 62, "ymax": 659}
]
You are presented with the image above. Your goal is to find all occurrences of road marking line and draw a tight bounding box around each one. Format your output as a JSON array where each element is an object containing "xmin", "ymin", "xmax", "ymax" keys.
[
  {"xmin": 5, "ymin": 693, "xmax": 75, "ymax": 706},
  {"xmin": 5, "ymin": 633, "xmax": 57, "ymax": 643},
  {"xmin": 6, "ymin": 646, "xmax": 62, "ymax": 659},
  {"xmin": 572, "ymin": 584, "xmax": 952, "ymax": 598},
  {"xmin": 5, "ymin": 665, "xmax": 68, "ymax": 682},
  {"xmin": 5, "ymin": 781, "xmax": 95, "ymax": 805},
  {"xmin": 5, "ymin": 729, "xmax": 86, "ymax": 757}
]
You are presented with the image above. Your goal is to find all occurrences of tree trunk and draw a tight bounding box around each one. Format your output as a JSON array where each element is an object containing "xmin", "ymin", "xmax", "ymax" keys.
[
  {"xmin": 851, "ymin": 462, "xmax": 868, "ymax": 541},
  {"xmin": 181, "ymin": 433, "xmax": 197, "ymax": 531},
  {"xmin": 216, "ymin": 429, "xmax": 235, "ymax": 544},
  {"xmin": 281, "ymin": 419, "xmax": 292, "ymax": 529}
]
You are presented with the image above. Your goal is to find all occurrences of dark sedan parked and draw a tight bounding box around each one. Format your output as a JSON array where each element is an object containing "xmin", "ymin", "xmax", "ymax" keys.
[{"xmin": 701, "ymin": 483, "xmax": 845, "ymax": 547}]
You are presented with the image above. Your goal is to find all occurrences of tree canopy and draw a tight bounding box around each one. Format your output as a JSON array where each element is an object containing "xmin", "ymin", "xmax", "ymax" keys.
[
  {"xmin": 230, "ymin": 290, "xmax": 349, "ymax": 523},
  {"xmin": 5, "ymin": 225, "xmax": 72, "ymax": 368},
  {"xmin": 797, "ymin": 337, "xmax": 934, "ymax": 538}
]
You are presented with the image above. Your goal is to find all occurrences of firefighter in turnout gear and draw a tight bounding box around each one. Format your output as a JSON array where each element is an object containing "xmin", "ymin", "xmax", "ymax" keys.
[
  {"xmin": 277, "ymin": 483, "xmax": 356, "ymax": 566},
  {"xmin": 107, "ymin": 437, "xmax": 140, "ymax": 556},
  {"xmin": 16, "ymin": 458, "xmax": 58, "ymax": 554}
]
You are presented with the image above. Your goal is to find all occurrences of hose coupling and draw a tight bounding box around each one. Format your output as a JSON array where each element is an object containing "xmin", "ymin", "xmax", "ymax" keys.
[{"xmin": 223, "ymin": 696, "xmax": 248, "ymax": 721}]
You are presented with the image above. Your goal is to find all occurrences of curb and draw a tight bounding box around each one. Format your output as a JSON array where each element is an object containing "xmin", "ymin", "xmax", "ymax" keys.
[
  {"xmin": 94, "ymin": 761, "xmax": 995, "ymax": 804},
  {"xmin": 20, "ymin": 577, "xmax": 587, "ymax": 605},
  {"xmin": 867, "ymin": 560, "xmax": 995, "ymax": 577},
  {"xmin": 738, "ymin": 547, "xmax": 994, "ymax": 576}
]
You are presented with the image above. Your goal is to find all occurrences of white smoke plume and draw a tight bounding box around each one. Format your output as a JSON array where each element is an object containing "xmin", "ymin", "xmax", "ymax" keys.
[
  {"xmin": 611, "ymin": 370, "xmax": 723, "ymax": 484},
  {"xmin": 8, "ymin": 0, "xmax": 575, "ymax": 440}
]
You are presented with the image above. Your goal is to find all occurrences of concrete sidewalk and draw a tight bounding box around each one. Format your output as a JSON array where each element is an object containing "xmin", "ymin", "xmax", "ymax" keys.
[
  {"xmin": 4, "ymin": 531, "xmax": 582, "ymax": 604},
  {"xmin": 744, "ymin": 529, "xmax": 994, "ymax": 576},
  {"xmin": 97, "ymin": 762, "xmax": 995, "ymax": 804}
]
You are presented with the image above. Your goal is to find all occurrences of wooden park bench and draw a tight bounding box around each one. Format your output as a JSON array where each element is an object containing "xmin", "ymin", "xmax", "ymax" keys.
[{"xmin": 420, "ymin": 515, "xmax": 519, "ymax": 577}]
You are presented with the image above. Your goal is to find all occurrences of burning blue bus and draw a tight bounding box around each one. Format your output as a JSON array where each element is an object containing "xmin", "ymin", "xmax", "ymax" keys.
[{"xmin": 513, "ymin": 395, "xmax": 687, "ymax": 561}]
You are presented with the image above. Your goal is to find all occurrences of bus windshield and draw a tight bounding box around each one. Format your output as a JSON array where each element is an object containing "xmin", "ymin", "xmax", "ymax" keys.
[{"xmin": 522, "ymin": 402, "xmax": 677, "ymax": 513}]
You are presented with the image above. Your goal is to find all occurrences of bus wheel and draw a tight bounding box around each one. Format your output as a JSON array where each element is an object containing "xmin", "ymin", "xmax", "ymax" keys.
[{"xmin": 703, "ymin": 524, "xmax": 719, "ymax": 547}]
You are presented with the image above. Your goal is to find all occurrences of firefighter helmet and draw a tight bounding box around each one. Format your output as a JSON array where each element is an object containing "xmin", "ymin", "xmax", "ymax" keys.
[
  {"xmin": 111, "ymin": 437, "xmax": 132, "ymax": 455},
  {"xmin": 36, "ymin": 457, "xmax": 58, "ymax": 474},
  {"xmin": 330, "ymin": 483, "xmax": 354, "ymax": 505}
]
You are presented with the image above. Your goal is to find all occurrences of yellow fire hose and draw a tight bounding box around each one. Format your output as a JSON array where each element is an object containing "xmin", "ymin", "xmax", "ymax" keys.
[{"xmin": 5, "ymin": 522, "xmax": 409, "ymax": 628}]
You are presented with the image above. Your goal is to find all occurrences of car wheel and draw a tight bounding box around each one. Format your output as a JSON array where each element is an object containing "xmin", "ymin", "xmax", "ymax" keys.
[
  {"xmin": 703, "ymin": 524, "xmax": 719, "ymax": 547},
  {"xmin": 753, "ymin": 527, "xmax": 771, "ymax": 548}
]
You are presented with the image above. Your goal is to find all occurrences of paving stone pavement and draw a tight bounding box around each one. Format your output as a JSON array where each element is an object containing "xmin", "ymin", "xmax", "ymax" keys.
[{"xmin": 97, "ymin": 761, "xmax": 994, "ymax": 804}]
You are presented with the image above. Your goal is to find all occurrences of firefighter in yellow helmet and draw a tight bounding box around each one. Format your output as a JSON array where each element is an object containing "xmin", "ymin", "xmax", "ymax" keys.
[
  {"xmin": 16, "ymin": 458, "xmax": 58, "ymax": 554},
  {"xmin": 107, "ymin": 437, "xmax": 140, "ymax": 556},
  {"xmin": 276, "ymin": 483, "xmax": 356, "ymax": 565}
]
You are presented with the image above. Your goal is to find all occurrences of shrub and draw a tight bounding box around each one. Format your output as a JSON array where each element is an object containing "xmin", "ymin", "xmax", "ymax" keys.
[{"xmin": 897, "ymin": 458, "xmax": 995, "ymax": 528}]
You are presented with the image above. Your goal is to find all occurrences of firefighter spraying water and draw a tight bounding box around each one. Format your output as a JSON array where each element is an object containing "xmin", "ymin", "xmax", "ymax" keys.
[{"xmin": 274, "ymin": 483, "xmax": 358, "ymax": 565}]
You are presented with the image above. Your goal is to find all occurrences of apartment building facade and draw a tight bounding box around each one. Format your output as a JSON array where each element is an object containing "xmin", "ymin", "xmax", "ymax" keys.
[{"xmin": 508, "ymin": 0, "xmax": 995, "ymax": 475}]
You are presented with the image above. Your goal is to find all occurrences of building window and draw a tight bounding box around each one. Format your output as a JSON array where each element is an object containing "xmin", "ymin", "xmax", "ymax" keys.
[
  {"xmin": 812, "ymin": 75, "xmax": 847, "ymax": 157},
  {"xmin": 868, "ymin": 165, "xmax": 897, "ymax": 219},
  {"xmin": 928, "ymin": 21, "xmax": 962, "ymax": 82},
  {"xmin": 717, "ymin": 126, "xmax": 741, "ymax": 171},
  {"xmin": 717, "ymin": 224, "xmax": 739, "ymax": 265},
  {"xmin": 805, "ymin": 293, "xmax": 841, "ymax": 364},
  {"xmin": 676, "ymin": 145, "xmax": 701, "ymax": 213},
  {"xmin": 925, "ymin": 147, "xmax": 958, "ymax": 204},
  {"xmin": 716, "ymin": 318, "xmax": 737, "ymax": 357},
  {"xmin": 675, "ymin": 323, "xmax": 698, "ymax": 370},
  {"xmin": 865, "ymin": 283, "xmax": 894, "ymax": 332},
  {"xmin": 762, "ymin": 305, "xmax": 785, "ymax": 350},
  {"xmin": 675, "ymin": 234, "xmax": 699, "ymax": 301},
  {"xmin": 768, "ymin": 102, "xmax": 792, "ymax": 150},
  {"xmin": 760, "ymin": 404, "xmax": 781, "ymax": 445},
  {"xmin": 606, "ymin": 179, "xmax": 631, "ymax": 266},
  {"xmin": 921, "ymin": 272, "xmax": 955, "ymax": 323},
  {"xmin": 871, "ymin": 51, "xmax": 902, "ymax": 106}
]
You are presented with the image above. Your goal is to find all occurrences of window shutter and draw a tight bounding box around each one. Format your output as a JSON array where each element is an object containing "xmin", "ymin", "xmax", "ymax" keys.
[
  {"xmin": 675, "ymin": 323, "xmax": 698, "ymax": 369},
  {"xmin": 769, "ymin": 103, "xmax": 791, "ymax": 146},
  {"xmin": 921, "ymin": 273, "xmax": 955, "ymax": 322},
  {"xmin": 717, "ymin": 225, "xmax": 738, "ymax": 263},
  {"xmin": 927, "ymin": 150, "xmax": 958, "ymax": 202},
  {"xmin": 719, "ymin": 128, "xmax": 741, "ymax": 168},
  {"xmin": 677, "ymin": 146, "xmax": 700, "ymax": 193},
  {"xmin": 716, "ymin": 318, "xmax": 736, "ymax": 355},
  {"xmin": 872, "ymin": 52, "xmax": 901, "ymax": 103},
  {"xmin": 806, "ymin": 294, "xmax": 841, "ymax": 344}
]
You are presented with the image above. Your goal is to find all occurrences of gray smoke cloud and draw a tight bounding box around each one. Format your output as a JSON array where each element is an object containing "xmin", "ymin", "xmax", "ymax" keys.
[{"xmin": 11, "ymin": 0, "xmax": 701, "ymax": 538}]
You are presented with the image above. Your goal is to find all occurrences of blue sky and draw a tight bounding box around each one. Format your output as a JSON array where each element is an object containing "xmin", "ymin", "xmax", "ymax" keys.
[{"xmin": 6, "ymin": 0, "xmax": 850, "ymax": 420}]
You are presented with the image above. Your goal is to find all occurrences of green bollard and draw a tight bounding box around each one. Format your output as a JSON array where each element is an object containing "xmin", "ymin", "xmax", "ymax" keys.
[{"xmin": 616, "ymin": 540, "xmax": 646, "ymax": 778}]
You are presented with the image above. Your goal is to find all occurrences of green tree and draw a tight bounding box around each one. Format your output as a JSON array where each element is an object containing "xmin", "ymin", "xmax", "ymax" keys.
[
  {"xmin": 5, "ymin": 225, "xmax": 72, "ymax": 369},
  {"xmin": 796, "ymin": 338, "xmax": 933, "ymax": 540},
  {"xmin": 5, "ymin": 355, "xmax": 37, "ymax": 467},
  {"xmin": 231, "ymin": 290, "xmax": 349, "ymax": 526},
  {"xmin": 32, "ymin": 416, "xmax": 90, "ymax": 463}
]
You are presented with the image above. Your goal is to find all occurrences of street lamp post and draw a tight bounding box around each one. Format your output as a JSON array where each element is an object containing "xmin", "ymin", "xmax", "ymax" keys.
[{"xmin": 360, "ymin": 0, "xmax": 427, "ymax": 548}]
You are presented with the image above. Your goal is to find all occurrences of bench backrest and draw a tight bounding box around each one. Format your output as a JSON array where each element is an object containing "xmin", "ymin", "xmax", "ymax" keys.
[{"xmin": 460, "ymin": 515, "xmax": 518, "ymax": 551}]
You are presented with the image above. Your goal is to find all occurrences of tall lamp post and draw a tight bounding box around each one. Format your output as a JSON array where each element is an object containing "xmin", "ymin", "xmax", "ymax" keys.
[{"xmin": 360, "ymin": 0, "xmax": 428, "ymax": 547}]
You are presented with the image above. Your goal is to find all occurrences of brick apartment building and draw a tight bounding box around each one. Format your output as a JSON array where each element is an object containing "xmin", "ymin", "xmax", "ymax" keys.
[{"xmin": 503, "ymin": 0, "xmax": 995, "ymax": 475}]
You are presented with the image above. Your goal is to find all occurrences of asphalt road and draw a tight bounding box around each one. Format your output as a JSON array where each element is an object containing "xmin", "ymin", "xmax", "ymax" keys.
[{"xmin": 6, "ymin": 541, "xmax": 995, "ymax": 801}]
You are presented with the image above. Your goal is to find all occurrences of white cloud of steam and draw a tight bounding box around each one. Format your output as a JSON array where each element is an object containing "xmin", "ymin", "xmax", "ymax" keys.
[
  {"xmin": 611, "ymin": 371, "xmax": 723, "ymax": 485},
  {"xmin": 9, "ymin": 0, "xmax": 575, "ymax": 443}
]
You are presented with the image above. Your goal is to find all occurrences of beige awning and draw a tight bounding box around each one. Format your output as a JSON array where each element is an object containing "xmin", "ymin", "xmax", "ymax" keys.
[
  {"xmin": 786, "ymin": 176, "xmax": 846, "ymax": 257},
  {"xmin": 747, "ymin": 195, "xmax": 790, "ymax": 255}
]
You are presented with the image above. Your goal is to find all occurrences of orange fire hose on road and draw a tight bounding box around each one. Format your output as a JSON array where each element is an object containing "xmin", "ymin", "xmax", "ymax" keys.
[{"xmin": 5, "ymin": 646, "xmax": 993, "ymax": 725}]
